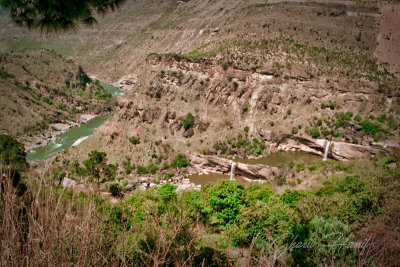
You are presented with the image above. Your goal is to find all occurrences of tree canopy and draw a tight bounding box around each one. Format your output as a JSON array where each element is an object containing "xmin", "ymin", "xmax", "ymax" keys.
[
  {"xmin": 0, "ymin": 0, "xmax": 126, "ymax": 32},
  {"xmin": 0, "ymin": 134, "xmax": 27, "ymax": 168}
]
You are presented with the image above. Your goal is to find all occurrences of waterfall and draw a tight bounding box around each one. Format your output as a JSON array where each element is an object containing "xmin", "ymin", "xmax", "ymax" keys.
[
  {"xmin": 230, "ymin": 162, "xmax": 236, "ymax": 181},
  {"xmin": 323, "ymin": 141, "xmax": 331, "ymax": 161}
]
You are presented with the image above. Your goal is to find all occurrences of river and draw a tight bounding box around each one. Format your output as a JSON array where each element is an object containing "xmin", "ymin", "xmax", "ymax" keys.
[{"xmin": 27, "ymin": 82, "xmax": 123, "ymax": 162}]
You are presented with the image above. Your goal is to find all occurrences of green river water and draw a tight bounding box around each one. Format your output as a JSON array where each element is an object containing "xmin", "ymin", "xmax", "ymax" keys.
[{"xmin": 27, "ymin": 83, "xmax": 122, "ymax": 162}]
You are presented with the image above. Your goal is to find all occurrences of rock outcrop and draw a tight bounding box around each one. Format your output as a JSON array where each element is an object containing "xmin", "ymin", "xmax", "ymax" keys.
[
  {"xmin": 278, "ymin": 135, "xmax": 393, "ymax": 160},
  {"xmin": 189, "ymin": 153, "xmax": 280, "ymax": 180},
  {"xmin": 62, "ymin": 177, "xmax": 92, "ymax": 193}
]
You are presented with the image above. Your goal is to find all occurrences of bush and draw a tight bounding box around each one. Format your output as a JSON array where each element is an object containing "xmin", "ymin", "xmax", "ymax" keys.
[
  {"xmin": 232, "ymin": 194, "xmax": 295, "ymax": 246},
  {"xmin": 136, "ymin": 165, "xmax": 148, "ymax": 175},
  {"xmin": 129, "ymin": 137, "xmax": 140, "ymax": 145},
  {"xmin": 310, "ymin": 128, "xmax": 320, "ymax": 138},
  {"xmin": 361, "ymin": 119, "xmax": 381, "ymax": 136},
  {"xmin": 172, "ymin": 154, "xmax": 189, "ymax": 168},
  {"xmin": 157, "ymin": 183, "xmax": 178, "ymax": 201},
  {"xmin": 109, "ymin": 183, "xmax": 122, "ymax": 197},
  {"xmin": 182, "ymin": 113, "xmax": 194, "ymax": 130},
  {"xmin": 200, "ymin": 180, "xmax": 246, "ymax": 229},
  {"xmin": 0, "ymin": 134, "xmax": 27, "ymax": 168},
  {"xmin": 281, "ymin": 189, "xmax": 306, "ymax": 208},
  {"xmin": 233, "ymin": 81, "xmax": 239, "ymax": 90},
  {"xmin": 148, "ymin": 164, "xmax": 158, "ymax": 174},
  {"xmin": 301, "ymin": 217, "xmax": 355, "ymax": 266}
]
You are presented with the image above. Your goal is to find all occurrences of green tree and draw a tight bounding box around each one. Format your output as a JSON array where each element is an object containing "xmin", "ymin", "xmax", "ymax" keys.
[
  {"xmin": 200, "ymin": 180, "xmax": 247, "ymax": 229},
  {"xmin": 0, "ymin": 0, "xmax": 126, "ymax": 32},
  {"xmin": 0, "ymin": 134, "xmax": 27, "ymax": 169},
  {"xmin": 83, "ymin": 150, "xmax": 107, "ymax": 191}
]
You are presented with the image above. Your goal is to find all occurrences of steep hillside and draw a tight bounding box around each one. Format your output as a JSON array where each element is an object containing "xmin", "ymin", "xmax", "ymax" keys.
[
  {"xmin": 1, "ymin": 0, "xmax": 399, "ymax": 78},
  {"xmin": 1, "ymin": 0, "xmax": 399, "ymax": 177},
  {"xmin": 58, "ymin": 1, "xmax": 400, "ymax": 172},
  {"xmin": 0, "ymin": 50, "xmax": 114, "ymax": 149}
]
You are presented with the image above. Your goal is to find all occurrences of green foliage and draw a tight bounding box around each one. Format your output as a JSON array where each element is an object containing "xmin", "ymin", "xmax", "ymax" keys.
[
  {"xmin": 361, "ymin": 119, "xmax": 381, "ymax": 136},
  {"xmin": 200, "ymin": 180, "xmax": 246, "ymax": 229},
  {"xmin": 252, "ymin": 138, "xmax": 265, "ymax": 156},
  {"xmin": 172, "ymin": 154, "xmax": 189, "ymax": 168},
  {"xmin": 281, "ymin": 189, "xmax": 306, "ymax": 208},
  {"xmin": 310, "ymin": 128, "xmax": 320, "ymax": 138},
  {"xmin": 109, "ymin": 183, "xmax": 122, "ymax": 197},
  {"xmin": 148, "ymin": 164, "xmax": 158, "ymax": 174},
  {"xmin": 129, "ymin": 136, "xmax": 140, "ymax": 145},
  {"xmin": 233, "ymin": 81, "xmax": 239, "ymax": 90},
  {"xmin": 0, "ymin": 0, "xmax": 127, "ymax": 32},
  {"xmin": 83, "ymin": 150, "xmax": 107, "ymax": 183},
  {"xmin": 77, "ymin": 66, "xmax": 91, "ymax": 87},
  {"xmin": 157, "ymin": 183, "xmax": 178, "ymax": 201},
  {"xmin": 232, "ymin": 194, "xmax": 295, "ymax": 246},
  {"xmin": 0, "ymin": 134, "xmax": 27, "ymax": 168},
  {"xmin": 136, "ymin": 165, "xmax": 147, "ymax": 175},
  {"xmin": 303, "ymin": 217, "xmax": 356, "ymax": 266},
  {"xmin": 182, "ymin": 112, "xmax": 194, "ymax": 130},
  {"xmin": 71, "ymin": 160, "xmax": 86, "ymax": 176},
  {"xmin": 0, "ymin": 67, "xmax": 14, "ymax": 79}
]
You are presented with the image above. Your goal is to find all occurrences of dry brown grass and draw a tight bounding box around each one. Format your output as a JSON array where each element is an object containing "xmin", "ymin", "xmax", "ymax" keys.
[{"xmin": 0, "ymin": 168, "xmax": 119, "ymax": 266}]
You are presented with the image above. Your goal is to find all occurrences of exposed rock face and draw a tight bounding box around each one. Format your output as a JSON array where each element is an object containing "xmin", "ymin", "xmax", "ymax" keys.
[
  {"xmin": 62, "ymin": 177, "xmax": 92, "ymax": 193},
  {"xmin": 278, "ymin": 135, "xmax": 392, "ymax": 160},
  {"xmin": 189, "ymin": 153, "xmax": 280, "ymax": 180},
  {"xmin": 330, "ymin": 141, "xmax": 391, "ymax": 160}
]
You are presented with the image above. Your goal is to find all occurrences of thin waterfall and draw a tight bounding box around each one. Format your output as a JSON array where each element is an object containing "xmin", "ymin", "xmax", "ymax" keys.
[
  {"xmin": 323, "ymin": 141, "xmax": 331, "ymax": 161},
  {"xmin": 230, "ymin": 162, "xmax": 236, "ymax": 180}
]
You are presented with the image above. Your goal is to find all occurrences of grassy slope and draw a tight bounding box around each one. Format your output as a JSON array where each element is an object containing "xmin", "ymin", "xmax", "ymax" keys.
[{"xmin": 0, "ymin": 50, "xmax": 114, "ymax": 146}]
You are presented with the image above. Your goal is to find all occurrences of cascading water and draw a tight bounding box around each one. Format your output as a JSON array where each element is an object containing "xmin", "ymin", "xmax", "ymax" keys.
[
  {"xmin": 323, "ymin": 141, "xmax": 331, "ymax": 161},
  {"xmin": 230, "ymin": 162, "xmax": 236, "ymax": 180}
]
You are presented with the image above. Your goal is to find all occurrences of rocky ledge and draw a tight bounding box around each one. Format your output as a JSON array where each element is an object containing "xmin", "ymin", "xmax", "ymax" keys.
[
  {"xmin": 278, "ymin": 135, "xmax": 395, "ymax": 160},
  {"xmin": 189, "ymin": 153, "xmax": 280, "ymax": 180}
]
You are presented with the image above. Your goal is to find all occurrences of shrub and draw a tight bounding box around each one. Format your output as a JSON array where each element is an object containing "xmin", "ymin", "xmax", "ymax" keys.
[
  {"xmin": 109, "ymin": 183, "xmax": 122, "ymax": 197},
  {"xmin": 310, "ymin": 128, "xmax": 320, "ymax": 138},
  {"xmin": 172, "ymin": 154, "xmax": 189, "ymax": 168},
  {"xmin": 129, "ymin": 137, "xmax": 140, "ymax": 145},
  {"xmin": 232, "ymin": 194, "xmax": 295, "ymax": 246},
  {"xmin": 361, "ymin": 120, "xmax": 381, "ymax": 136},
  {"xmin": 136, "ymin": 165, "xmax": 148, "ymax": 175},
  {"xmin": 281, "ymin": 190, "xmax": 306, "ymax": 208},
  {"xmin": 148, "ymin": 164, "xmax": 158, "ymax": 174},
  {"xmin": 233, "ymin": 81, "xmax": 239, "ymax": 90},
  {"xmin": 182, "ymin": 113, "xmax": 194, "ymax": 130},
  {"xmin": 200, "ymin": 180, "xmax": 246, "ymax": 229},
  {"xmin": 302, "ymin": 217, "xmax": 356, "ymax": 266},
  {"xmin": 0, "ymin": 134, "xmax": 27, "ymax": 168},
  {"xmin": 157, "ymin": 183, "xmax": 178, "ymax": 201},
  {"xmin": 354, "ymin": 115, "xmax": 362, "ymax": 122}
]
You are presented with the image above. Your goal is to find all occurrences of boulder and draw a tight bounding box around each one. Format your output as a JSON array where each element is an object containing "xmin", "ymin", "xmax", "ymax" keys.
[
  {"xmin": 62, "ymin": 177, "xmax": 92, "ymax": 193},
  {"xmin": 330, "ymin": 141, "xmax": 390, "ymax": 160},
  {"xmin": 183, "ymin": 128, "xmax": 194, "ymax": 138}
]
